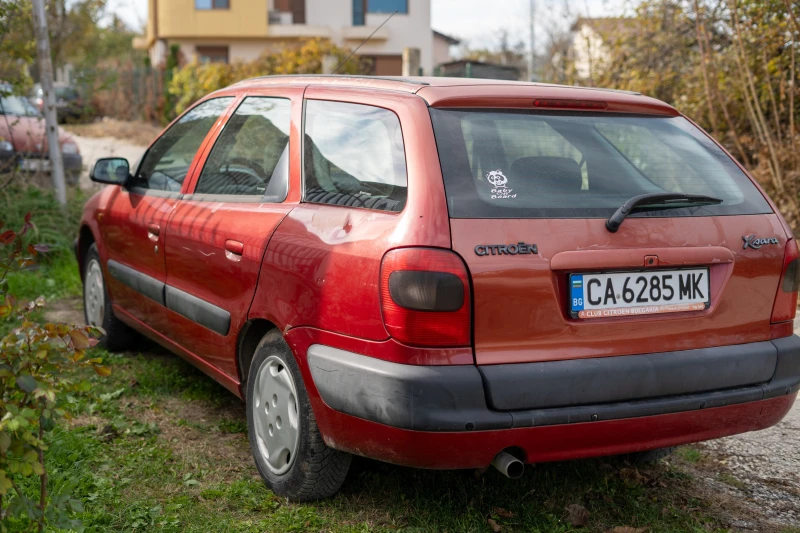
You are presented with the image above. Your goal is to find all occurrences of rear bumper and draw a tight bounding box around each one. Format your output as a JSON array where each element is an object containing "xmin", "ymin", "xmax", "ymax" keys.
[
  {"xmin": 305, "ymin": 335, "xmax": 800, "ymax": 467},
  {"xmin": 308, "ymin": 336, "xmax": 800, "ymax": 432}
]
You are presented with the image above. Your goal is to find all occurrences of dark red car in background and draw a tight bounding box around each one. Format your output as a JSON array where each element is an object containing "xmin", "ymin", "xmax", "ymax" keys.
[
  {"xmin": 0, "ymin": 83, "xmax": 83, "ymax": 184},
  {"xmin": 76, "ymin": 76, "xmax": 800, "ymax": 501}
]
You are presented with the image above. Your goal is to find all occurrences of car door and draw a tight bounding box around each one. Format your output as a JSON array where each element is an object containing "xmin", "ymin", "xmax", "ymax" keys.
[
  {"xmin": 101, "ymin": 96, "xmax": 235, "ymax": 335},
  {"xmin": 163, "ymin": 88, "xmax": 302, "ymax": 380}
]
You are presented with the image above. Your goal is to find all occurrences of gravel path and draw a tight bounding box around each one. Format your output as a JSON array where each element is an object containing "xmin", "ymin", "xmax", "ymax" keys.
[
  {"xmin": 73, "ymin": 134, "xmax": 146, "ymax": 190},
  {"xmin": 691, "ymin": 323, "xmax": 800, "ymax": 529}
]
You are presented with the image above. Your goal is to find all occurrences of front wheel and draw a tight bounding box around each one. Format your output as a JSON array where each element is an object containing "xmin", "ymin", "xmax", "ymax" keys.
[{"xmin": 246, "ymin": 331, "xmax": 351, "ymax": 501}]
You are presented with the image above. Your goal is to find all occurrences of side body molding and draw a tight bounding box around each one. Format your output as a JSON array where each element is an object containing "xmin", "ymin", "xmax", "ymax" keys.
[
  {"xmin": 106, "ymin": 260, "xmax": 230, "ymax": 336},
  {"xmin": 107, "ymin": 260, "xmax": 165, "ymax": 305}
]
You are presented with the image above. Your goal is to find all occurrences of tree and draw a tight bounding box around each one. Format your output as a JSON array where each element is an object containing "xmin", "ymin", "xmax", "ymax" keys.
[{"xmin": 546, "ymin": 0, "xmax": 800, "ymax": 229}]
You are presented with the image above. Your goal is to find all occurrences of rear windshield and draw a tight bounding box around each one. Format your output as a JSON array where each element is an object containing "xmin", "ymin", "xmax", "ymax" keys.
[{"xmin": 429, "ymin": 109, "xmax": 771, "ymax": 219}]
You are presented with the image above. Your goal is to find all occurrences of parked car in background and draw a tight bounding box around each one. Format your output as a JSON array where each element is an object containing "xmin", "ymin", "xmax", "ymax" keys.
[
  {"xmin": 29, "ymin": 82, "xmax": 87, "ymax": 123},
  {"xmin": 0, "ymin": 83, "xmax": 83, "ymax": 184},
  {"xmin": 77, "ymin": 75, "xmax": 800, "ymax": 501}
]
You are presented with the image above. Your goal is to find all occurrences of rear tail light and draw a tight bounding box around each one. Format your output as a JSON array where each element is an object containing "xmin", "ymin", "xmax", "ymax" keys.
[
  {"xmin": 770, "ymin": 238, "xmax": 800, "ymax": 324},
  {"xmin": 380, "ymin": 247, "xmax": 471, "ymax": 347}
]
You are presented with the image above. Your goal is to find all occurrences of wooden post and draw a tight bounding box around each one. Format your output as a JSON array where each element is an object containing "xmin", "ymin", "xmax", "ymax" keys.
[
  {"xmin": 402, "ymin": 47, "xmax": 420, "ymax": 77},
  {"xmin": 31, "ymin": 0, "xmax": 66, "ymax": 205}
]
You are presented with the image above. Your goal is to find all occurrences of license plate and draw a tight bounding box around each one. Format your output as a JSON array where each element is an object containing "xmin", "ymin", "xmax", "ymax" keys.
[
  {"xmin": 570, "ymin": 268, "xmax": 709, "ymax": 319},
  {"xmin": 19, "ymin": 159, "xmax": 50, "ymax": 172}
]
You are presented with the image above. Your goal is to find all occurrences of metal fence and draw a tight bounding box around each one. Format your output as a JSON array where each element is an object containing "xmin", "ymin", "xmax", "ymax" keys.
[{"xmin": 75, "ymin": 66, "xmax": 173, "ymax": 123}]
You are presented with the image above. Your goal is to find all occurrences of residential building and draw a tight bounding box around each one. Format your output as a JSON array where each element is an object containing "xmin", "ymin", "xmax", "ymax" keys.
[
  {"xmin": 134, "ymin": 0, "xmax": 455, "ymax": 76},
  {"xmin": 432, "ymin": 30, "xmax": 460, "ymax": 67},
  {"xmin": 569, "ymin": 17, "xmax": 632, "ymax": 82},
  {"xmin": 436, "ymin": 60, "xmax": 521, "ymax": 81}
]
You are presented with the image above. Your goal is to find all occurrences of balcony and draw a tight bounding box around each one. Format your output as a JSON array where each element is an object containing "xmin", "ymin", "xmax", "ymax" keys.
[{"xmin": 342, "ymin": 25, "xmax": 389, "ymax": 41}]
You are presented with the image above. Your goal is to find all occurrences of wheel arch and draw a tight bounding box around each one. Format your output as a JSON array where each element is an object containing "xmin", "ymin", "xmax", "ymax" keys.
[
  {"xmin": 237, "ymin": 318, "xmax": 281, "ymax": 391},
  {"xmin": 77, "ymin": 224, "xmax": 97, "ymax": 281}
]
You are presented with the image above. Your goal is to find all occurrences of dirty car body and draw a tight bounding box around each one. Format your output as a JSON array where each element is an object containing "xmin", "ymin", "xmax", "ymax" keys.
[
  {"xmin": 76, "ymin": 76, "xmax": 800, "ymax": 499},
  {"xmin": 0, "ymin": 84, "xmax": 82, "ymax": 180}
]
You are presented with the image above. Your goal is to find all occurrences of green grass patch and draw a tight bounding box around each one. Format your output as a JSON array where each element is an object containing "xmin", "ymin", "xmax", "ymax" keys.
[
  {"xmin": 676, "ymin": 447, "xmax": 703, "ymax": 464},
  {"xmin": 7, "ymin": 344, "xmax": 746, "ymax": 533}
]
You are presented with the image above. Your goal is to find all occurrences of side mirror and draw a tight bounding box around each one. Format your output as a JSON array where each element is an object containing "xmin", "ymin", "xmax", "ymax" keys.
[{"xmin": 90, "ymin": 157, "xmax": 130, "ymax": 185}]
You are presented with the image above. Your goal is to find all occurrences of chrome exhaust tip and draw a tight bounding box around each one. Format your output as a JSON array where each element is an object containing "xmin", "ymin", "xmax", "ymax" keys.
[{"xmin": 491, "ymin": 450, "xmax": 524, "ymax": 479}]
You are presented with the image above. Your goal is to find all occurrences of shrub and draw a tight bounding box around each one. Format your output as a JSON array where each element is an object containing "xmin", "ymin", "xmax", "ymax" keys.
[
  {"xmin": 168, "ymin": 38, "xmax": 370, "ymax": 115},
  {"xmin": 0, "ymin": 214, "xmax": 107, "ymax": 531}
]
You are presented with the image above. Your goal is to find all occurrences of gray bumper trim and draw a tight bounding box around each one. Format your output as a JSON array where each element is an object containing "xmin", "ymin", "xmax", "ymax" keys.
[
  {"xmin": 307, "ymin": 336, "xmax": 800, "ymax": 432},
  {"xmin": 480, "ymin": 341, "xmax": 778, "ymax": 411}
]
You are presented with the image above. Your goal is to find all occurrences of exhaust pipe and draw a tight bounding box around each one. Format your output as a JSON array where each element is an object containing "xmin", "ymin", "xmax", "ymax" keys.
[{"xmin": 491, "ymin": 450, "xmax": 524, "ymax": 479}]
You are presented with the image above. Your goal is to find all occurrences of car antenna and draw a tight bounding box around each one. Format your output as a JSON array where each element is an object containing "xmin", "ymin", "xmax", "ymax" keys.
[{"xmin": 332, "ymin": 10, "xmax": 398, "ymax": 75}]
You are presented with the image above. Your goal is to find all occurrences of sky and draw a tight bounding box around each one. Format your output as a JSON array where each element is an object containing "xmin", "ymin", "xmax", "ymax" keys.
[{"xmin": 109, "ymin": 0, "xmax": 627, "ymax": 53}]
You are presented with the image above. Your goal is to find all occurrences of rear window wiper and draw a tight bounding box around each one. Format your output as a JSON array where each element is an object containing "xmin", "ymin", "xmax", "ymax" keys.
[{"xmin": 606, "ymin": 192, "xmax": 723, "ymax": 233}]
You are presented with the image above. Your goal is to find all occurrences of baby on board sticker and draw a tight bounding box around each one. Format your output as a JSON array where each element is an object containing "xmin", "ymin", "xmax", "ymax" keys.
[{"xmin": 486, "ymin": 170, "xmax": 516, "ymax": 200}]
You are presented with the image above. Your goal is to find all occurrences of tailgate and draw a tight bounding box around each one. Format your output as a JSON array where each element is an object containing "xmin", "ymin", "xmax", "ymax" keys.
[{"xmin": 451, "ymin": 215, "xmax": 786, "ymax": 365}]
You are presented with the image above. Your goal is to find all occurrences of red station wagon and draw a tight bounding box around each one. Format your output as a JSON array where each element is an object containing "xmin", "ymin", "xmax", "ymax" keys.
[{"xmin": 77, "ymin": 76, "xmax": 800, "ymax": 501}]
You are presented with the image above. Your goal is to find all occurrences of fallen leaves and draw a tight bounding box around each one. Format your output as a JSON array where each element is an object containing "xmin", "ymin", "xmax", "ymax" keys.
[
  {"xmin": 487, "ymin": 517, "xmax": 502, "ymax": 532},
  {"xmin": 492, "ymin": 507, "xmax": 514, "ymax": 518},
  {"xmin": 565, "ymin": 503, "xmax": 590, "ymax": 527},
  {"xmin": 620, "ymin": 467, "xmax": 649, "ymax": 485}
]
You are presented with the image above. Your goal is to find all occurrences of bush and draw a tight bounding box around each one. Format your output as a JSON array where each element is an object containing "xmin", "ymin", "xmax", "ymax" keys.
[
  {"xmin": 169, "ymin": 38, "xmax": 370, "ymax": 115},
  {"xmin": 0, "ymin": 214, "xmax": 108, "ymax": 531}
]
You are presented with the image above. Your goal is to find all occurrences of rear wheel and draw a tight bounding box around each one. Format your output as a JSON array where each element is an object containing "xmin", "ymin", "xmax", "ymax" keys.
[
  {"xmin": 246, "ymin": 330, "xmax": 351, "ymax": 501},
  {"xmin": 83, "ymin": 244, "xmax": 138, "ymax": 351}
]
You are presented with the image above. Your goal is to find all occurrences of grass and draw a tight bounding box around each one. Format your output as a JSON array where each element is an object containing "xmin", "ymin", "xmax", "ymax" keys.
[{"xmin": 16, "ymin": 347, "xmax": 737, "ymax": 533}]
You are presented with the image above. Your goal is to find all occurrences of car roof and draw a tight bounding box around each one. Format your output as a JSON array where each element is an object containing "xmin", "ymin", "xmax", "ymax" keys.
[
  {"xmin": 229, "ymin": 75, "xmax": 676, "ymax": 115},
  {"xmin": 233, "ymin": 74, "xmax": 638, "ymax": 95}
]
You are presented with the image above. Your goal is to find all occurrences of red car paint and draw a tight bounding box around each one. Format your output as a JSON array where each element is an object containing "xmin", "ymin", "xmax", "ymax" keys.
[{"xmin": 78, "ymin": 76, "xmax": 798, "ymax": 470}]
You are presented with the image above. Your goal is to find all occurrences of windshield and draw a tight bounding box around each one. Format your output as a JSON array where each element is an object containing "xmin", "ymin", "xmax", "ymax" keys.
[
  {"xmin": 56, "ymin": 87, "xmax": 79, "ymax": 100},
  {"xmin": 0, "ymin": 94, "xmax": 41, "ymax": 117},
  {"xmin": 429, "ymin": 109, "xmax": 771, "ymax": 219}
]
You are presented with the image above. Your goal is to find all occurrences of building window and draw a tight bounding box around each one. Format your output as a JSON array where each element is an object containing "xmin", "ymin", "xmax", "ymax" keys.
[
  {"xmin": 354, "ymin": 0, "xmax": 408, "ymax": 25},
  {"xmin": 368, "ymin": 0, "xmax": 408, "ymax": 14},
  {"xmin": 353, "ymin": 0, "xmax": 365, "ymax": 25},
  {"xmin": 196, "ymin": 46, "xmax": 229, "ymax": 64},
  {"xmin": 195, "ymin": 0, "xmax": 229, "ymax": 9}
]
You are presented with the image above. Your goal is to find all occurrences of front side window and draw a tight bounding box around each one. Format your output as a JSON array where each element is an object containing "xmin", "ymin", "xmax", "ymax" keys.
[
  {"xmin": 132, "ymin": 97, "xmax": 234, "ymax": 192},
  {"xmin": 430, "ymin": 109, "xmax": 771, "ymax": 219},
  {"xmin": 303, "ymin": 100, "xmax": 407, "ymax": 212},
  {"xmin": 195, "ymin": 0, "xmax": 229, "ymax": 9},
  {"xmin": 194, "ymin": 97, "xmax": 291, "ymax": 199}
]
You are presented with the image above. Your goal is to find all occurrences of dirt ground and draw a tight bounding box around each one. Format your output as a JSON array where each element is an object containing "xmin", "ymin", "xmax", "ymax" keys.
[
  {"xmin": 45, "ymin": 295, "xmax": 800, "ymax": 531},
  {"xmin": 67, "ymin": 121, "xmax": 149, "ymax": 190}
]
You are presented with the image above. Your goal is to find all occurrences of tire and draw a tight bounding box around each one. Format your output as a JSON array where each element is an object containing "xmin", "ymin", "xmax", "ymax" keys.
[
  {"xmin": 246, "ymin": 330, "xmax": 351, "ymax": 501},
  {"xmin": 625, "ymin": 446, "xmax": 676, "ymax": 465},
  {"xmin": 82, "ymin": 243, "xmax": 138, "ymax": 351}
]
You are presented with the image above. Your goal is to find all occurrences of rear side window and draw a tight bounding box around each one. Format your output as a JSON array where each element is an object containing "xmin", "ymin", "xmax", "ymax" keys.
[
  {"xmin": 303, "ymin": 100, "xmax": 407, "ymax": 212},
  {"xmin": 430, "ymin": 109, "xmax": 771, "ymax": 219},
  {"xmin": 195, "ymin": 97, "xmax": 291, "ymax": 199}
]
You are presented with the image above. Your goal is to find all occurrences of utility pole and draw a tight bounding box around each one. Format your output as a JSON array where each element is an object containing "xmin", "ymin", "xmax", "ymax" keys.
[
  {"xmin": 528, "ymin": 0, "xmax": 536, "ymax": 81},
  {"xmin": 31, "ymin": 0, "xmax": 67, "ymax": 206}
]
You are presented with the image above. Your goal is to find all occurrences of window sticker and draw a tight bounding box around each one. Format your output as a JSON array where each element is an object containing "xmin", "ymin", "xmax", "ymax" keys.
[{"xmin": 486, "ymin": 170, "xmax": 516, "ymax": 200}]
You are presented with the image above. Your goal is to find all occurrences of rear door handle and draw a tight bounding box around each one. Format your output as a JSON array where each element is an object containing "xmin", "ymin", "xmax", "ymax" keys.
[
  {"xmin": 147, "ymin": 223, "xmax": 160, "ymax": 241},
  {"xmin": 225, "ymin": 239, "xmax": 244, "ymax": 261}
]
